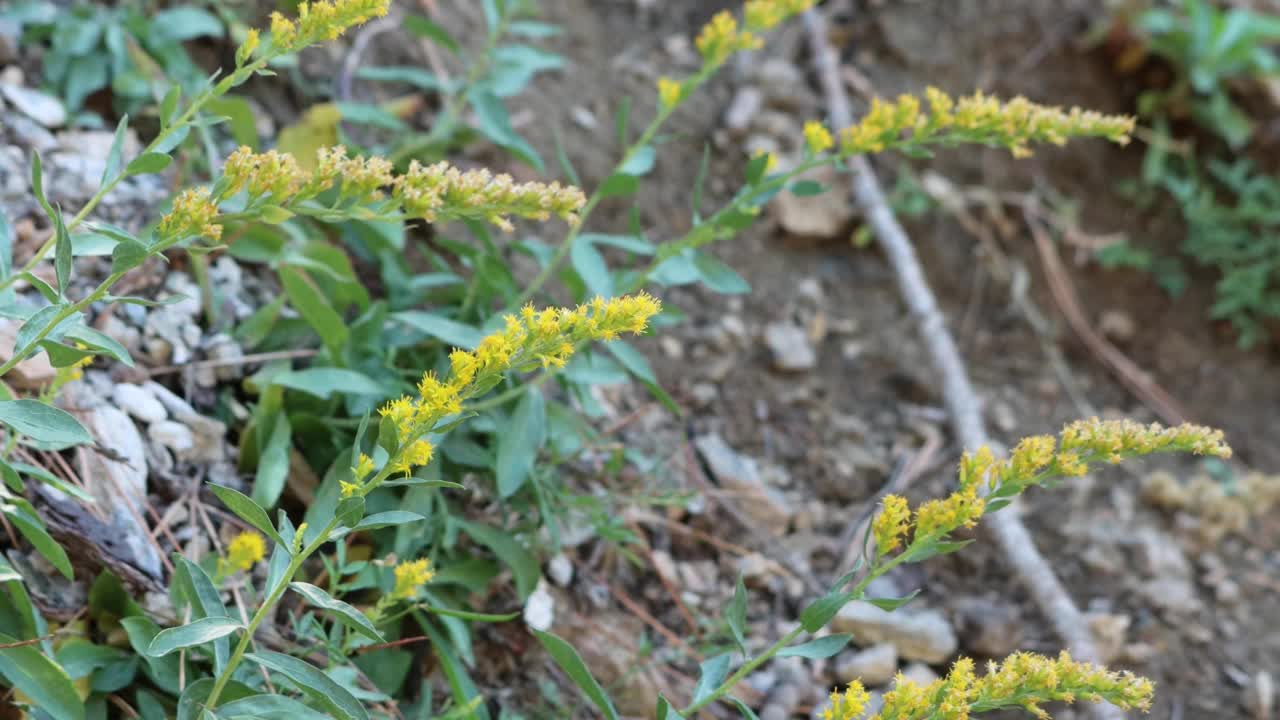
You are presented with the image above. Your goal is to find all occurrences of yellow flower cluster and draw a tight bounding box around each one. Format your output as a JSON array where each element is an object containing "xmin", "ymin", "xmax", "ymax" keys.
[
  {"xmin": 269, "ymin": 0, "xmax": 389, "ymax": 54},
  {"xmin": 822, "ymin": 680, "xmax": 872, "ymax": 720},
  {"xmin": 804, "ymin": 120, "xmax": 835, "ymax": 154},
  {"xmin": 390, "ymin": 558, "xmax": 434, "ymax": 600},
  {"xmin": 393, "ymin": 161, "xmax": 586, "ymax": 232},
  {"xmin": 658, "ymin": 77, "xmax": 683, "ymax": 110},
  {"xmin": 833, "ymin": 88, "xmax": 1136, "ymax": 158},
  {"xmin": 744, "ymin": 0, "xmax": 818, "ymax": 30},
  {"xmin": 871, "ymin": 419, "xmax": 1231, "ymax": 557},
  {"xmin": 220, "ymin": 531, "xmax": 266, "ymax": 575},
  {"xmin": 157, "ymin": 188, "xmax": 223, "ymax": 243},
  {"xmin": 695, "ymin": 11, "xmax": 762, "ymax": 64},
  {"xmin": 358, "ymin": 294, "xmax": 661, "ymax": 485},
  {"xmin": 836, "ymin": 651, "xmax": 1153, "ymax": 719}
]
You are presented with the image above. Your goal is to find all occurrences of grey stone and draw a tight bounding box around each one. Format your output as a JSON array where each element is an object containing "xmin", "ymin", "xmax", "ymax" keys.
[
  {"xmin": 112, "ymin": 383, "xmax": 168, "ymax": 424},
  {"xmin": 694, "ymin": 433, "xmax": 792, "ymax": 536},
  {"xmin": 1, "ymin": 84, "xmax": 66, "ymax": 127},
  {"xmin": 764, "ymin": 321, "xmax": 816, "ymax": 371},
  {"xmin": 831, "ymin": 601, "xmax": 958, "ymax": 664},
  {"xmin": 835, "ymin": 643, "xmax": 898, "ymax": 687},
  {"xmin": 148, "ymin": 420, "xmax": 194, "ymax": 454}
]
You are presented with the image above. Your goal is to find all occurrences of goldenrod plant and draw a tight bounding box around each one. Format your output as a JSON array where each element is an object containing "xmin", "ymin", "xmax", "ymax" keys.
[{"xmin": 0, "ymin": 0, "xmax": 1231, "ymax": 718}]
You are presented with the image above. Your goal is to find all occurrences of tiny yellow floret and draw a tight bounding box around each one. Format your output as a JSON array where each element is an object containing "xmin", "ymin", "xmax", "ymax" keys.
[
  {"xmin": 804, "ymin": 120, "xmax": 834, "ymax": 154},
  {"xmin": 658, "ymin": 76, "xmax": 683, "ymax": 109},
  {"xmin": 391, "ymin": 558, "xmax": 434, "ymax": 600},
  {"xmin": 225, "ymin": 531, "xmax": 266, "ymax": 573}
]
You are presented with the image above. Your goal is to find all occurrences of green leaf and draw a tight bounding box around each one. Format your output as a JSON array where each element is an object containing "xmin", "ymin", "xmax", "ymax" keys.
[
  {"xmin": 420, "ymin": 605, "xmax": 519, "ymax": 623},
  {"xmin": 467, "ymin": 87, "xmax": 543, "ymax": 170},
  {"xmin": 3, "ymin": 503, "xmax": 72, "ymax": 579},
  {"xmin": 31, "ymin": 152, "xmax": 53, "ymax": 220},
  {"xmin": 800, "ymin": 590, "xmax": 854, "ymax": 633},
  {"xmin": 391, "ymin": 311, "xmax": 484, "ymax": 349},
  {"xmin": 204, "ymin": 96, "xmax": 259, "ymax": 150},
  {"xmin": 789, "ymin": 179, "xmax": 826, "ymax": 196},
  {"xmin": 656, "ymin": 695, "xmax": 684, "ymax": 720},
  {"xmin": 270, "ymin": 368, "xmax": 387, "ymax": 399},
  {"xmin": 62, "ymin": 324, "xmax": 133, "ymax": 366},
  {"xmin": 597, "ymin": 172, "xmax": 639, "ymax": 199},
  {"xmin": 281, "ymin": 266, "xmax": 348, "ymax": 355},
  {"xmin": 101, "ymin": 115, "xmax": 128, "ymax": 185},
  {"xmin": 619, "ymin": 145, "xmax": 656, "ymax": 177},
  {"xmin": 252, "ymin": 412, "xmax": 291, "ymax": 509},
  {"xmin": 208, "ymin": 484, "xmax": 286, "ymax": 548},
  {"xmin": 39, "ymin": 339, "xmax": 95, "ymax": 368},
  {"xmin": 153, "ymin": 6, "xmax": 223, "ymax": 40},
  {"xmin": 159, "ymin": 86, "xmax": 181, "ymax": 128},
  {"xmin": 571, "ymin": 235, "xmax": 613, "ymax": 298},
  {"xmin": 457, "ymin": 521, "xmax": 538, "ymax": 600},
  {"xmin": 171, "ymin": 557, "xmax": 230, "ymax": 672},
  {"xmin": 404, "ymin": 15, "xmax": 459, "ymax": 53},
  {"xmin": 246, "ymin": 651, "xmax": 369, "ymax": 720},
  {"xmin": 11, "ymin": 460, "xmax": 91, "ymax": 502},
  {"xmin": 776, "ymin": 633, "xmax": 852, "ymax": 659},
  {"xmin": 692, "ymin": 653, "xmax": 731, "ymax": 704},
  {"xmin": 728, "ymin": 697, "xmax": 761, "ymax": 720},
  {"xmin": 353, "ymin": 511, "xmax": 426, "ymax": 531},
  {"xmin": 13, "ymin": 305, "xmax": 73, "ymax": 362},
  {"xmin": 146, "ymin": 617, "xmax": 242, "ymax": 657},
  {"xmin": 726, "ymin": 573, "xmax": 747, "ymax": 655},
  {"xmin": 0, "ymin": 210, "xmax": 12, "ymax": 290},
  {"xmin": 693, "ymin": 251, "xmax": 750, "ymax": 294},
  {"xmin": 289, "ymin": 582, "xmax": 384, "ymax": 642},
  {"xmin": 335, "ymin": 496, "xmax": 366, "ymax": 529},
  {"xmin": 217, "ymin": 694, "xmax": 331, "ymax": 720},
  {"xmin": 0, "ymin": 400, "xmax": 92, "ymax": 446},
  {"xmin": 532, "ymin": 631, "xmax": 619, "ymax": 720},
  {"xmin": 496, "ymin": 389, "xmax": 545, "ymax": 497},
  {"xmin": 53, "ymin": 210, "xmax": 70, "ymax": 298},
  {"xmin": 866, "ymin": 590, "xmax": 920, "ymax": 612},
  {"xmin": 124, "ymin": 152, "xmax": 172, "ymax": 177},
  {"xmin": 120, "ymin": 617, "xmax": 181, "ymax": 694},
  {"xmin": 0, "ymin": 631, "xmax": 84, "ymax": 720},
  {"xmin": 109, "ymin": 235, "xmax": 150, "ymax": 274}
]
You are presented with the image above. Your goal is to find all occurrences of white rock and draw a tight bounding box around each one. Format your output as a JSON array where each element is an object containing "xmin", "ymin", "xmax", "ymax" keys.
[
  {"xmin": 143, "ymin": 381, "xmax": 197, "ymax": 417},
  {"xmin": 835, "ymin": 643, "xmax": 898, "ymax": 687},
  {"xmin": 831, "ymin": 602, "xmax": 958, "ymax": 664},
  {"xmin": 523, "ymin": 580, "xmax": 555, "ymax": 632},
  {"xmin": 900, "ymin": 662, "xmax": 939, "ymax": 686},
  {"xmin": 548, "ymin": 553, "xmax": 574, "ymax": 587},
  {"xmin": 764, "ymin": 321, "xmax": 817, "ymax": 371},
  {"xmin": 724, "ymin": 86, "xmax": 763, "ymax": 134},
  {"xmin": 0, "ymin": 318, "xmax": 56, "ymax": 389},
  {"xmin": 112, "ymin": 383, "xmax": 168, "ymax": 424},
  {"xmin": 78, "ymin": 404, "xmax": 161, "ymax": 578},
  {"xmin": 148, "ymin": 420, "xmax": 194, "ymax": 454},
  {"xmin": 1, "ymin": 84, "xmax": 66, "ymax": 127},
  {"xmin": 1247, "ymin": 670, "xmax": 1274, "ymax": 720},
  {"xmin": 772, "ymin": 165, "xmax": 855, "ymax": 239}
]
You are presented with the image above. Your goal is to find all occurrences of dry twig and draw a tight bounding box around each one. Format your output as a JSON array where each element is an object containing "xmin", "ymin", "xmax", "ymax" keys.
[{"xmin": 802, "ymin": 9, "xmax": 1125, "ymax": 719}]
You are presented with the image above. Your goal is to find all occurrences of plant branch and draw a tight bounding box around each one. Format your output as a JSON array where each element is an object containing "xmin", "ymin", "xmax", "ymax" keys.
[{"xmin": 801, "ymin": 8, "xmax": 1124, "ymax": 720}]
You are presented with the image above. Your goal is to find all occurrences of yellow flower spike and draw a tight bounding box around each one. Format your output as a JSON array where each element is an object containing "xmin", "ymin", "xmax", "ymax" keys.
[
  {"xmin": 871, "ymin": 494, "xmax": 911, "ymax": 556},
  {"xmin": 914, "ymin": 484, "xmax": 985, "ymax": 539},
  {"xmin": 390, "ymin": 558, "xmax": 434, "ymax": 600},
  {"xmin": 339, "ymin": 480, "xmax": 361, "ymax": 498},
  {"xmin": 225, "ymin": 531, "xmax": 266, "ymax": 573},
  {"xmin": 1008, "ymin": 435, "xmax": 1056, "ymax": 478},
  {"xmin": 803, "ymin": 120, "xmax": 834, "ymax": 155},
  {"xmin": 157, "ymin": 188, "xmax": 223, "ymax": 243},
  {"xmin": 821, "ymin": 680, "xmax": 870, "ymax": 720},
  {"xmin": 236, "ymin": 28, "xmax": 260, "ymax": 66},
  {"xmin": 658, "ymin": 76, "xmax": 683, "ymax": 110},
  {"xmin": 268, "ymin": 0, "xmax": 389, "ymax": 53},
  {"xmin": 393, "ymin": 160, "xmax": 586, "ymax": 230},
  {"xmin": 352, "ymin": 453, "xmax": 375, "ymax": 481}
]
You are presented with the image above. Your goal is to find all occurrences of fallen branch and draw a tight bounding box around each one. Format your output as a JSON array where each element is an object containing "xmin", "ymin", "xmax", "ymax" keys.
[{"xmin": 801, "ymin": 9, "xmax": 1124, "ymax": 719}]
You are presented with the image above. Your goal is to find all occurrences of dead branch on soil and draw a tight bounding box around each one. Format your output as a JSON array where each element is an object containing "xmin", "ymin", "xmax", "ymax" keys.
[{"xmin": 801, "ymin": 9, "xmax": 1126, "ymax": 719}]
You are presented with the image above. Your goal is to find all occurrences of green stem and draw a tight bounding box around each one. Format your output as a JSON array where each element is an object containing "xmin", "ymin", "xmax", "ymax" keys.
[
  {"xmin": 679, "ymin": 552, "xmax": 911, "ymax": 716},
  {"xmin": 204, "ymin": 515, "xmax": 341, "ymax": 710},
  {"xmin": 0, "ymin": 271, "xmax": 125, "ymax": 378}
]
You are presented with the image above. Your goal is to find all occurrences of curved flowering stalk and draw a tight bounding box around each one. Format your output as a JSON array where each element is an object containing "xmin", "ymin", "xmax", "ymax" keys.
[
  {"xmin": 7, "ymin": 0, "xmax": 392, "ymax": 293},
  {"xmin": 684, "ymin": 419, "xmax": 1228, "ymax": 717},
  {"xmin": 155, "ymin": 145, "xmax": 586, "ymax": 250},
  {"xmin": 343, "ymin": 292, "xmax": 661, "ymax": 497},
  {"xmin": 824, "ymin": 652, "xmax": 1154, "ymax": 719}
]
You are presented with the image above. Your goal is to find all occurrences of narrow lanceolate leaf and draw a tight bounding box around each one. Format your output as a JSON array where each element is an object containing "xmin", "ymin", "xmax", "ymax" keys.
[
  {"xmin": 289, "ymin": 582, "xmax": 384, "ymax": 642},
  {"xmin": 0, "ymin": 631, "xmax": 84, "ymax": 720},
  {"xmin": 776, "ymin": 633, "xmax": 852, "ymax": 659},
  {"xmin": 692, "ymin": 654, "xmax": 731, "ymax": 705},
  {"xmin": 2, "ymin": 503, "xmax": 72, "ymax": 579},
  {"xmin": 102, "ymin": 115, "xmax": 129, "ymax": 185},
  {"xmin": 532, "ymin": 631, "xmax": 619, "ymax": 720},
  {"xmin": 495, "ymin": 389, "xmax": 545, "ymax": 498},
  {"xmin": 53, "ymin": 209, "xmax": 70, "ymax": 298},
  {"xmin": 207, "ymin": 484, "xmax": 286, "ymax": 548},
  {"xmin": 146, "ymin": 617, "xmax": 242, "ymax": 657},
  {"xmin": 726, "ymin": 573, "xmax": 747, "ymax": 655},
  {"xmin": 246, "ymin": 651, "xmax": 369, "ymax": 720},
  {"xmin": 0, "ymin": 400, "xmax": 92, "ymax": 446}
]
